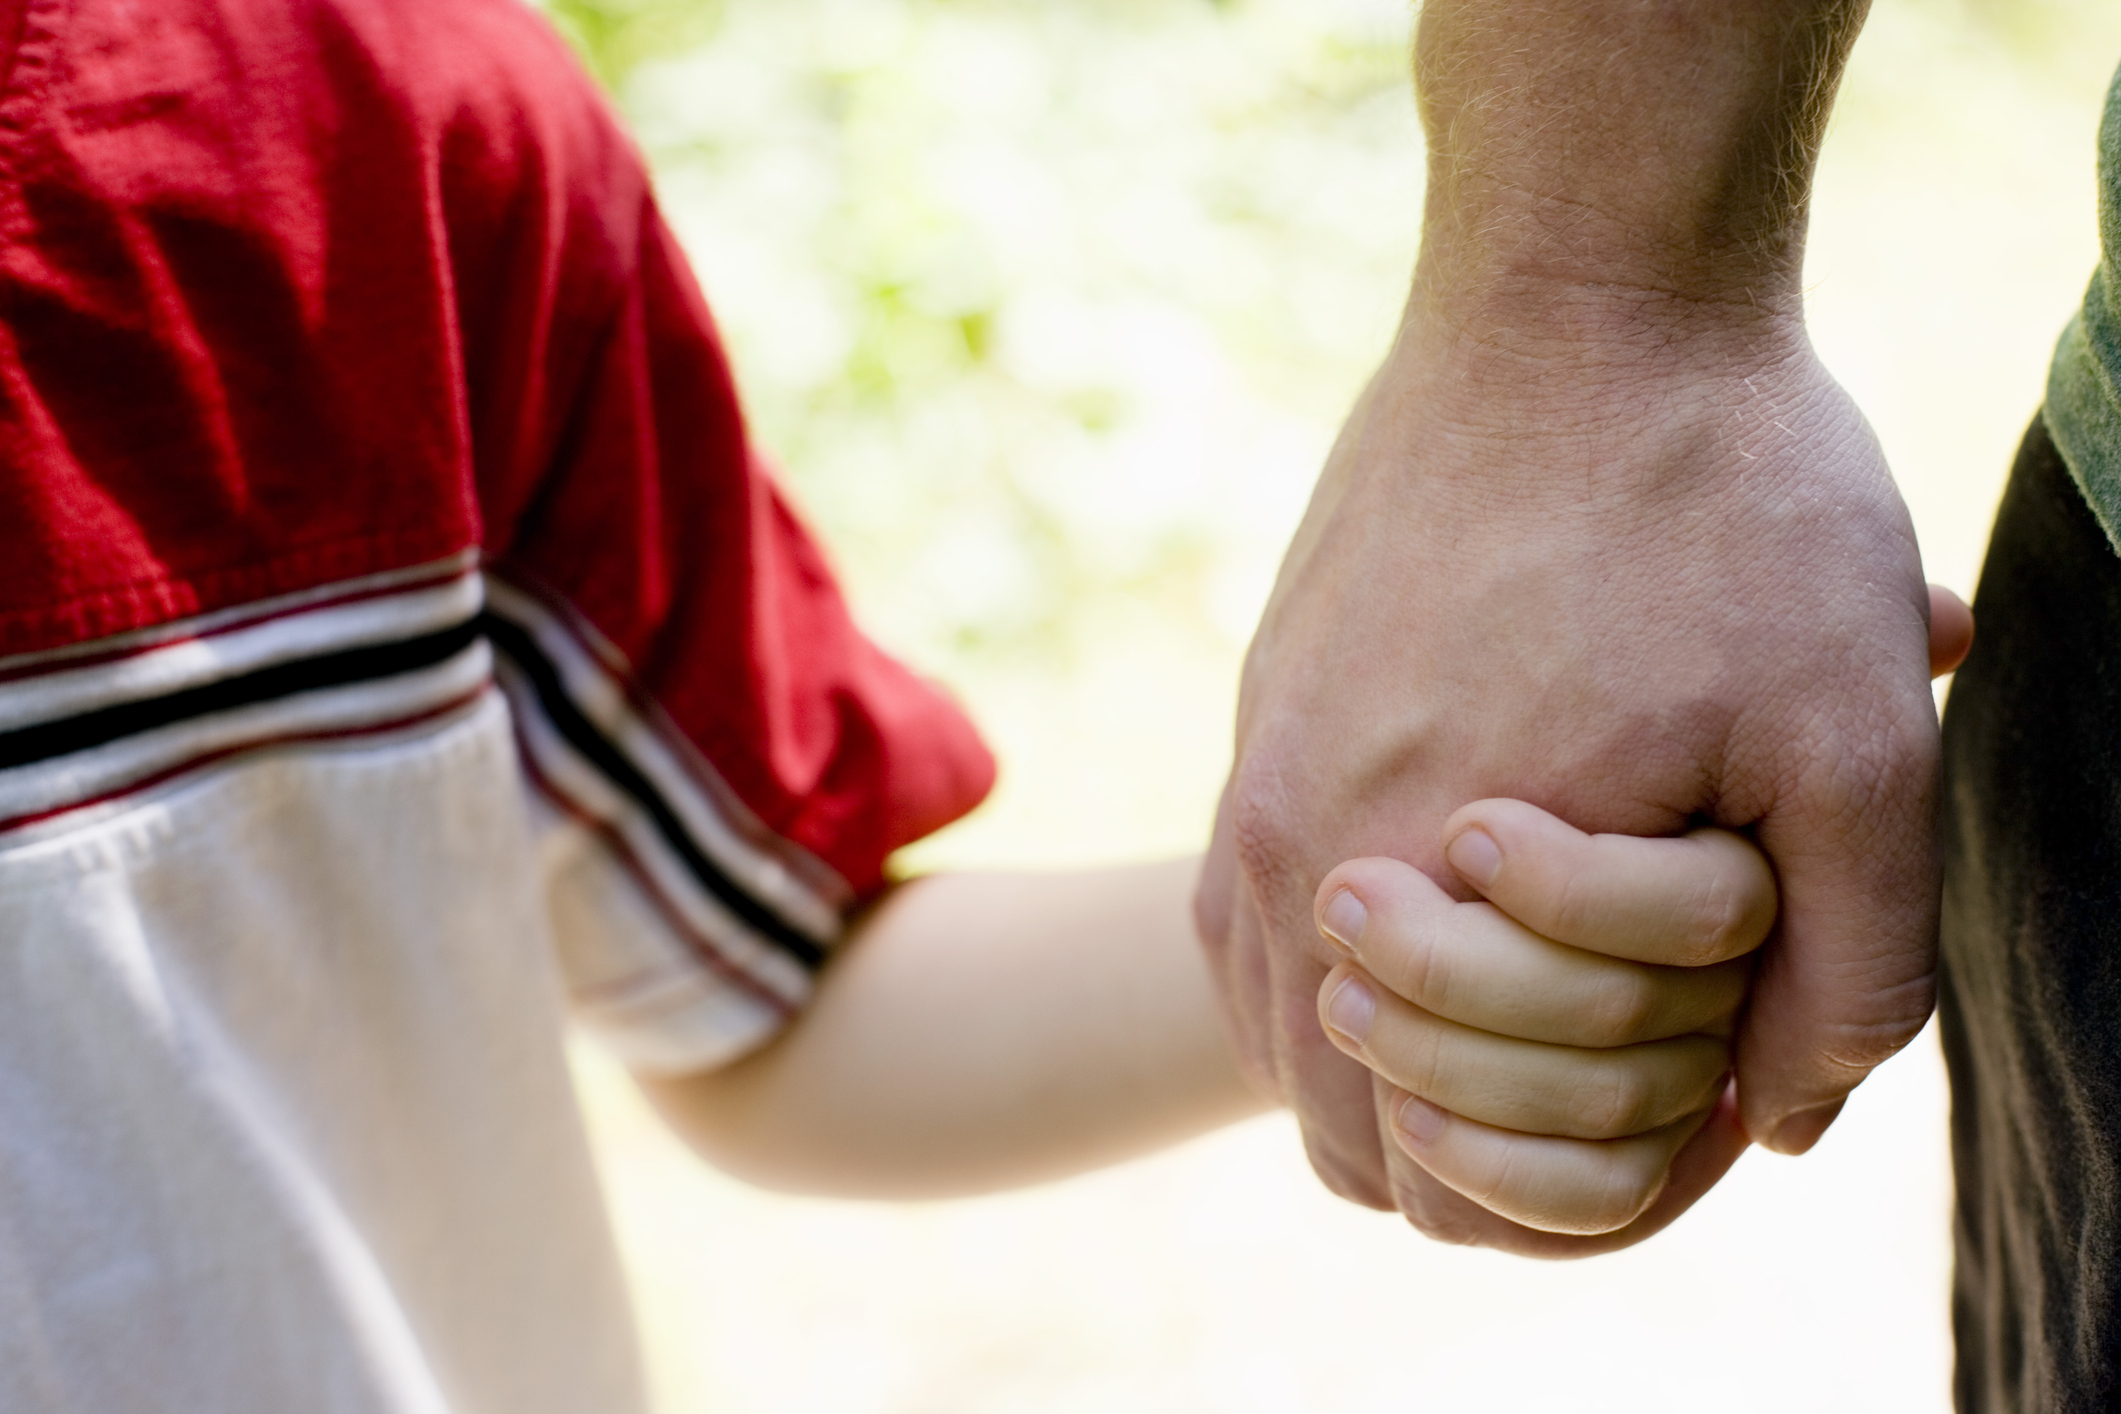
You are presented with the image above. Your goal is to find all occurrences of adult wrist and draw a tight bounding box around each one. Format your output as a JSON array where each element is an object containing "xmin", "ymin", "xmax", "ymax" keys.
[
  {"xmin": 1384, "ymin": 273, "xmax": 1815, "ymax": 424},
  {"xmin": 1409, "ymin": 170, "xmax": 1813, "ymax": 332},
  {"xmin": 1408, "ymin": 0, "xmax": 1861, "ymax": 336},
  {"xmin": 1327, "ymin": 285, "xmax": 1842, "ymax": 523}
]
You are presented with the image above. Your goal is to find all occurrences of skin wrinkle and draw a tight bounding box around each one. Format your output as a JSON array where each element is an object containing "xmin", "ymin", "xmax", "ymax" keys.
[
  {"xmin": 1404, "ymin": 296, "xmax": 1813, "ymax": 447},
  {"xmin": 1559, "ymin": 1059, "xmax": 1637, "ymax": 1141},
  {"xmin": 1342, "ymin": 877, "xmax": 1746, "ymax": 1046},
  {"xmin": 1384, "ymin": 1004, "xmax": 1720, "ymax": 1139},
  {"xmin": 1476, "ymin": 1139, "xmax": 1523, "ymax": 1217},
  {"xmin": 1594, "ymin": 970, "xmax": 1661, "ymax": 1049},
  {"xmin": 1404, "ymin": 915, "xmax": 1455, "ymax": 1023}
]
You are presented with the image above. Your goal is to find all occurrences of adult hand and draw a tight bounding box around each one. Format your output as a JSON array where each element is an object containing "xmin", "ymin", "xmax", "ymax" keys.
[
  {"xmin": 1195, "ymin": 0, "xmax": 1941, "ymax": 1256},
  {"xmin": 1199, "ymin": 313, "xmax": 1939, "ymax": 1254}
]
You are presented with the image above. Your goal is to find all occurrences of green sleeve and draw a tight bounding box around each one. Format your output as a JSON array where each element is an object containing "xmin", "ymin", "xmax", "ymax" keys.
[{"xmin": 2046, "ymin": 60, "xmax": 2121, "ymax": 551}]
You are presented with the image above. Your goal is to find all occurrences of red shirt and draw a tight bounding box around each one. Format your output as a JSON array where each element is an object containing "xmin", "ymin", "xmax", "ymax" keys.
[{"xmin": 0, "ymin": 0, "xmax": 993, "ymax": 896}]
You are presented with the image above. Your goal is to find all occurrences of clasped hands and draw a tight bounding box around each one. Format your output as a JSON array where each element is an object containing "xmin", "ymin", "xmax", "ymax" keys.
[
  {"xmin": 1309, "ymin": 800, "xmax": 1768, "ymax": 1239},
  {"xmin": 1199, "ymin": 310, "xmax": 1972, "ymax": 1254},
  {"xmin": 1301, "ymin": 589, "xmax": 1970, "ymax": 1242},
  {"xmin": 1219, "ymin": 545, "xmax": 1971, "ymax": 1250}
]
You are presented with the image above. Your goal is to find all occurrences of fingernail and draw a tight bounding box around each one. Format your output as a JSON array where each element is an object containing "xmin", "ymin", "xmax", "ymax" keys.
[
  {"xmin": 1324, "ymin": 976, "xmax": 1375, "ymax": 1045},
  {"xmin": 1396, "ymin": 1093, "xmax": 1445, "ymax": 1144},
  {"xmin": 1446, "ymin": 827, "xmax": 1502, "ymax": 888},
  {"xmin": 1319, "ymin": 889, "xmax": 1366, "ymax": 955},
  {"xmin": 1765, "ymin": 1100, "xmax": 1844, "ymax": 1156}
]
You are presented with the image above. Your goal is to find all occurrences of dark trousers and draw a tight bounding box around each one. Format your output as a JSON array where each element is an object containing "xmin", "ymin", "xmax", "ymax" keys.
[{"xmin": 1942, "ymin": 414, "xmax": 2121, "ymax": 1412}]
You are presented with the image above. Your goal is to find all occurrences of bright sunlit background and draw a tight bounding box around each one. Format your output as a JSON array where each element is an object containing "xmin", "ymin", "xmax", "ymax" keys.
[{"xmin": 536, "ymin": 0, "xmax": 2121, "ymax": 1408}]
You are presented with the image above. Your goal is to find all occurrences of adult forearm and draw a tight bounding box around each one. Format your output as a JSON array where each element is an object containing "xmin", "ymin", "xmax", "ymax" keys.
[
  {"xmin": 641, "ymin": 859, "xmax": 1267, "ymax": 1199},
  {"xmin": 1411, "ymin": 0, "xmax": 1866, "ymax": 340}
]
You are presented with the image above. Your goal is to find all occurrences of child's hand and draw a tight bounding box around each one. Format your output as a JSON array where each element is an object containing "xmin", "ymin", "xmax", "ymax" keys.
[{"xmin": 1313, "ymin": 800, "xmax": 1776, "ymax": 1236}]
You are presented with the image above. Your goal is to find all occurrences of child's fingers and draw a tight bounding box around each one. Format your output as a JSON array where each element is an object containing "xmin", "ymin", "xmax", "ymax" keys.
[
  {"xmin": 1316, "ymin": 857, "xmax": 1750, "ymax": 1046},
  {"xmin": 1440, "ymin": 799, "xmax": 1776, "ymax": 966},
  {"xmin": 1319, "ymin": 962, "xmax": 1730, "ymax": 1140},
  {"xmin": 1386, "ymin": 1087, "xmax": 1709, "ymax": 1236}
]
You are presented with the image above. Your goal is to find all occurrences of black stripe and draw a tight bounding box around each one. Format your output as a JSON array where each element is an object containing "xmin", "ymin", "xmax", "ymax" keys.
[
  {"xmin": 0, "ymin": 620, "xmax": 485, "ymax": 770},
  {"xmin": 481, "ymin": 613, "xmax": 829, "ymax": 971}
]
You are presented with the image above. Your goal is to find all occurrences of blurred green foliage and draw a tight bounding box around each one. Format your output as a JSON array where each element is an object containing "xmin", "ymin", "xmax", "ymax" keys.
[
  {"xmin": 539, "ymin": 0, "xmax": 724, "ymax": 90},
  {"xmin": 532, "ymin": 0, "xmax": 1418, "ymax": 699},
  {"xmin": 1959, "ymin": 0, "xmax": 2117, "ymax": 60}
]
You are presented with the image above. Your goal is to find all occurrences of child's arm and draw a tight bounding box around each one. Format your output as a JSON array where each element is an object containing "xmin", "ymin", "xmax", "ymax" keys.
[
  {"xmin": 1314, "ymin": 800, "xmax": 1777, "ymax": 1237},
  {"xmin": 638, "ymin": 858, "xmax": 1270, "ymax": 1200},
  {"xmin": 646, "ymin": 597, "xmax": 1961, "ymax": 1215},
  {"xmin": 641, "ymin": 821, "xmax": 1767, "ymax": 1223}
]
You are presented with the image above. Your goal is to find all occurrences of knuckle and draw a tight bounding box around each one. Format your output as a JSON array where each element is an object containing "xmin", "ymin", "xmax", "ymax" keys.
[
  {"xmin": 1398, "ymin": 1017, "xmax": 1450, "ymax": 1099},
  {"xmin": 1547, "ymin": 869, "xmax": 1596, "ymax": 943},
  {"xmin": 1584, "ymin": 973, "xmax": 1659, "ymax": 1047},
  {"xmin": 1396, "ymin": 926, "xmax": 1454, "ymax": 1018},
  {"xmin": 1227, "ymin": 750, "xmax": 1300, "ymax": 885},
  {"xmin": 1576, "ymin": 1064, "xmax": 1655, "ymax": 1140},
  {"xmin": 1794, "ymin": 707, "xmax": 1938, "ymax": 832}
]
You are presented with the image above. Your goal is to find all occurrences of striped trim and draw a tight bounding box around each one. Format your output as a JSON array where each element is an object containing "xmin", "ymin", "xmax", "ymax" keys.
[
  {"xmin": 515, "ymin": 742, "xmax": 802, "ymax": 1019},
  {"xmin": 485, "ymin": 577, "xmax": 850, "ymax": 917},
  {"xmin": 0, "ymin": 686, "xmax": 495, "ymax": 839},
  {"xmin": 0, "ymin": 557, "xmax": 483, "ymax": 728},
  {"xmin": 0, "ymin": 551, "xmax": 479, "ymax": 685},
  {"xmin": 0, "ymin": 559, "xmax": 491, "ymax": 838},
  {"xmin": 0, "ymin": 557, "xmax": 841, "ymax": 1062},
  {"xmin": 0, "ymin": 620, "xmax": 481, "ymax": 769},
  {"xmin": 484, "ymin": 575, "xmax": 844, "ymax": 998}
]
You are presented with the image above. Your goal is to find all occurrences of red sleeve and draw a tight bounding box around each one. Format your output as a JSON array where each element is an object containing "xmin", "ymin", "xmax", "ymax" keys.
[
  {"xmin": 428, "ymin": 7, "xmax": 993, "ymax": 1067},
  {"xmin": 487, "ymin": 207, "xmax": 994, "ymax": 899},
  {"xmin": 407, "ymin": 9, "xmax": 992, "ymax": 903},
  {"xmin": 0, "ymin": 0, "xmax": 984, "ymax": 1062}
]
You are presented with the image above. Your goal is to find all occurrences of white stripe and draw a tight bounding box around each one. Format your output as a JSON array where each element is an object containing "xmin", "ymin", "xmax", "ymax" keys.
[
  {"xmin": 0, "ymin": 563, "xmax": 482, "ymax": 732},
  {"xmin": 526, "ymin": 785, "xmax": 792, "ymax": 1074},
  {"xmin": 484, "ymin": 577, "xmax": 845, "ymax": 943},
  {"xmin": 0, "ymin": 551, "xmax": 478, "ymax": 674},
  {"xmin": 500, "ymin": 658, "xmax": 812, "ymax": 1006},
  {"xmin": 0, "ymin": 642, "xmax": 492, "ymax": 836}
]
